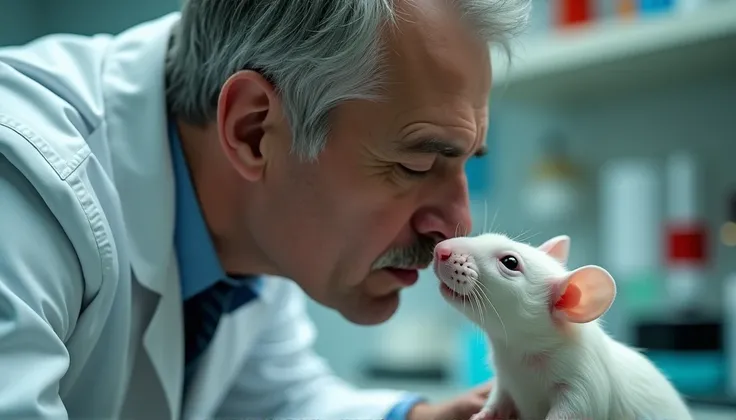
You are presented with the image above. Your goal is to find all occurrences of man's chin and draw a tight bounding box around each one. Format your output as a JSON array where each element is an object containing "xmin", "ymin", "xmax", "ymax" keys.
[{"xmin": 338, "ymin": 291, "xmax": 401, "ymax": 326}]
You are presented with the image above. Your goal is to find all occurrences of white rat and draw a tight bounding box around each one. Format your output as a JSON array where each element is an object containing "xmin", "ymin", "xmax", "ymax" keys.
[{"xmin": 433, "ymin": 233, "xmax": 692, "ymax": 420}]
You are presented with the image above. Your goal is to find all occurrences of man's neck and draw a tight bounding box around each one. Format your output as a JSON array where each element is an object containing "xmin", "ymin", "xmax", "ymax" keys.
[{"xmin": 175, "ymin": 118, "xmax": 277, "ymax": 277}]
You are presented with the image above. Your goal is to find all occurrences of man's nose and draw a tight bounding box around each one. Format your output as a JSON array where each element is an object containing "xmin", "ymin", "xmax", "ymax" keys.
[{"xmin": 413, "ymin": 180, "xmax": 472, "ymax": 240}]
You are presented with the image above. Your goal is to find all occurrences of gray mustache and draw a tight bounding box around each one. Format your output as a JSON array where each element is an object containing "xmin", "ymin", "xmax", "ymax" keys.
[{"xmin": 372, "ymin": 235, "xmax": 438, "ymax": 270}]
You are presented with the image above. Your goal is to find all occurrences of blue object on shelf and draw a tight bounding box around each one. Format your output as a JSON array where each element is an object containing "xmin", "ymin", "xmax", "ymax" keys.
[
  {"xmin": 644, "ymin": 350, "xmax": 726, "ymax": 396},
  {"xmin": 638, "ymin": 0, "xmax": 675, "ymax": 14},
  {"xmin": 460, "ymin": 321, "xmax": 494, "ymax": 386}
]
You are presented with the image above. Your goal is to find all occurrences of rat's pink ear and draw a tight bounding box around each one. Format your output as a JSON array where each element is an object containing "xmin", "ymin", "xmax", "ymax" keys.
[
  {"xmin": 551, "ymin": 265, "xmax": 616, "ymax": 324},
  {"xmin": 538, "ymin": 235, "xmax": 571, "ymax": 264}
]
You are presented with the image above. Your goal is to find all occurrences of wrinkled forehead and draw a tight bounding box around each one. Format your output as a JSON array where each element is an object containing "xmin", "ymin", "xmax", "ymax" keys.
[{"xmin": 381, "ymin": 0, "xmax": 492, "ymax": 103}]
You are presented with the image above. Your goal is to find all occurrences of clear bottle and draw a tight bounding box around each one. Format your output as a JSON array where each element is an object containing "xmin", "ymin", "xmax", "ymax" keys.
[
  {"xmin": 721, "ymin": 190, "xmax": 736, "ymax": 395},
  {"xmin": 724, "ymin": 272, "xmax": 736, "ymax": 396}
]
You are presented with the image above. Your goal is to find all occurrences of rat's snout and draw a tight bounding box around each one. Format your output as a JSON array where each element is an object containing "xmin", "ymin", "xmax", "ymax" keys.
[
  {"xmin": 433, "ymin": 242, "xmax": 478, "ymax": 297},
  {"xmin": 435, "ymin": 243, "xmax": 452, "ymax": 261}
]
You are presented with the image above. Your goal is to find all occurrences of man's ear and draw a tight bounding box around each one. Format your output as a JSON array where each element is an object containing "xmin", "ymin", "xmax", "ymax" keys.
[
  {"xmin": 216, "ymin": 70, "xmax": 281, "ymax": 182},
  {"xmin": 538, "ymin": 235, "xmax": 571, "ymax": 265},
  {"xmin": 549, "ymin": 265, "xmax": 616, "ymax": 324}
]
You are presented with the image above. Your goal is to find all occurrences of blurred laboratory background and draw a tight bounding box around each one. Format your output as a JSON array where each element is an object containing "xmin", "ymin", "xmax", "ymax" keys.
[{"xmin": 2, "ymin": 0, "xmax": 735, "ymax": 418}]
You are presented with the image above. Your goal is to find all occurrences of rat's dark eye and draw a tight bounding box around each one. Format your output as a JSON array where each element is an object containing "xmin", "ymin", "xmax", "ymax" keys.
[{"xmin": 500, "ymin": 255, "xmax": 520, "ymax": 271}]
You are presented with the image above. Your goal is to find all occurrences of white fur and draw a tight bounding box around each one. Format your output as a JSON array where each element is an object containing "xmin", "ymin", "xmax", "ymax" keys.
[{"xmin": 433, "ymin": 233, "xmax": 692, "ymax": 420}]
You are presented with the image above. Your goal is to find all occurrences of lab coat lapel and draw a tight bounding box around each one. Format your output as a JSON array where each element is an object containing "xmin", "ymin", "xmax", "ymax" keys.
[
  {"xmin": 102, "ymin": 13, "xmax": 184, "ymax": 419},
  {"xmin": 182, "ymin": 278, "xmax": 277, "ymax": 418},
  {"xmin": 182, "ymin": 298, "xmax": 268, "ymax": 418},
  {"xmin": 141, "ymin": 259, "xmax": 184, "ymax": 419}
]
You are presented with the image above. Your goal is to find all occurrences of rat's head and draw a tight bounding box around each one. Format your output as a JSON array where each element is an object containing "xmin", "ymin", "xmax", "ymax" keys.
[{"xmin": 433, "ymin": 233, "xmax": 616, "ymax": 342}]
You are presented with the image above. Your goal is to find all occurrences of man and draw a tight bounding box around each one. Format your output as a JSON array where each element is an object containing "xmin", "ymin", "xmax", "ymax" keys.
[{"xmin": 0, "ymin": 0, "xmax": 530, "ymax": 418}]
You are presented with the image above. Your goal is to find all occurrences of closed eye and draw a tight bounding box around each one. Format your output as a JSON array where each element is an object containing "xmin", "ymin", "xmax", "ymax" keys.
[{"xmin": 398, "ymin": 164, "xmax": 430, "ymax": 178}]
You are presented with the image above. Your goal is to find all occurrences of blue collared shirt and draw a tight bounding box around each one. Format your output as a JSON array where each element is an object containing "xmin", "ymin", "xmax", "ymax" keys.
[
  {"xmin": 167, "ymin": 120, "xmax": 423, "ymax": 419},
  {"xmin": 169, "ymin": 120, "xmax": 261, "ymax": 302}
]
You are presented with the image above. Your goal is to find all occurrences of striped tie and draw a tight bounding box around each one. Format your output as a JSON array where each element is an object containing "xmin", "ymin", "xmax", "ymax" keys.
[{"xmin": 183, "ymin": 277, "xmax": 259, "ymax": 389}]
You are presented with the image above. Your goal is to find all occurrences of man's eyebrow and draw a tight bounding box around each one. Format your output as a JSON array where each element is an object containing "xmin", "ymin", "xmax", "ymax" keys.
[{"xmin": 400, "ymin": 138, "xmax": 488, "ymax": 158}]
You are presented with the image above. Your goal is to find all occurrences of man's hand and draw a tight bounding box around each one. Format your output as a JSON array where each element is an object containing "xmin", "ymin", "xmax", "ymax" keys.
[{"xmin": 407, "ymin": 382, "xmax": 492, "ymax": 420}]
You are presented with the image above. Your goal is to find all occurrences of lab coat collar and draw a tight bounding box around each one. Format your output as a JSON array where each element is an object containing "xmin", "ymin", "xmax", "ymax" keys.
[
  {"xmin": 102, "ymin": 12, "xmax": 181, "ymax": 296},
  {"xmin": 101, "ymin": 12, "xmax": 184, "ymax": 419}
]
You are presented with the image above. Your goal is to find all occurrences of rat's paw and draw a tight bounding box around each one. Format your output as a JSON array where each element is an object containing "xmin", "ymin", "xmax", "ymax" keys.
[
  {"xmin": 469, "ymin": 409, "xmax": 496, "ymax": 420},
  {"xmin": 471, "ymin": 405, "xmax": 519, "ymax": 420},
  {"xmin": 478, "ymin": 387, "xmax": 519, "ymax": 419}
]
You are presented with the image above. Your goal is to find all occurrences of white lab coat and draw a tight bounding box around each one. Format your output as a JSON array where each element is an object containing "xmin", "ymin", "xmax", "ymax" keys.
[{"xmin": 0, "ymin": 12, "xmax": 410, "ymax": 420}]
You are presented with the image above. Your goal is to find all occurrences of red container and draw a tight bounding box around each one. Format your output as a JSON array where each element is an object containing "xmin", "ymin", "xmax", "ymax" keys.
[
  {"xmin": 665, "ymin": 222, "xmax": 708, "ymax": 265},
  {"xmin": 557, "ymin": 0, "xmax": 592, "ymax": 27}
]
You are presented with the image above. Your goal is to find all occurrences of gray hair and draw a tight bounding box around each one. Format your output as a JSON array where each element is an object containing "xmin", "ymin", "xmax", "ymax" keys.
[{"xmin": 165, "ymin": 0, "xmax": 531, "ymax": 160}]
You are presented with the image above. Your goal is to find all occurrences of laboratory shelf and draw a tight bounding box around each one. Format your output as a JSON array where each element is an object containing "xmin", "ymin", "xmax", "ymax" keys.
[{"xmin": 491, "ymin": 1, "xmax": 736, "ymax": 104}]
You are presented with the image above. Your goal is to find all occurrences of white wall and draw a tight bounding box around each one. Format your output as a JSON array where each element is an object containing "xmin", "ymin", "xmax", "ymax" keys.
[
  {"xmin": 0, "ymin": 0, "xmax": 179, "ymax": 47},
  {"xmin": 0, "ymin": 0, "xmax": 45, "ymax": 46},
  {"xmin": 42, "ymin": 0, "xmax": 180, "ymax": 35}
]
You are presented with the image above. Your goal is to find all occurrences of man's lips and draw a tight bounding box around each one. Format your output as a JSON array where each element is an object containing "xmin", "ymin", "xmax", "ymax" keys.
[{"xmin": 385, "ymin": 267, "xmax": 421, "ymax": 286}]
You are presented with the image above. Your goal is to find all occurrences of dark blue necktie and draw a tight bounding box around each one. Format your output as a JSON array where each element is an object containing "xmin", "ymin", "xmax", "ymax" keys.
[{"xmin": 183, "ymin": 277, "xmax": 259, "ymax": 389}]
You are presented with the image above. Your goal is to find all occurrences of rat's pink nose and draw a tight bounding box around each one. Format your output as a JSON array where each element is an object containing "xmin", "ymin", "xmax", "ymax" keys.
[{"xmin": 435, "ymin": 244, "xmax": 452, "ymax": 261}]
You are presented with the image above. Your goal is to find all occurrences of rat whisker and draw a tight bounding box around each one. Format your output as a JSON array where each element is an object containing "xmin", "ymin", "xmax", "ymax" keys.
[
  {"xmin": 483, "ymin": 199, "xmax": 488, "ymax": 235},
  {"xmin": 473, "ymin": 287, "xmax": 485, "ymax": 327},
  {"xmin": 470, "ymin": 287, "xmax": 486, "ymax": 335},
  {"xmin": 438, "ymin": 286, "xmax": 456, "ymax": 315},
  {"xmin": 475, "ymin": 282, "xmax": 508, "ymax": 349},
  {"xmin": 468, "ymin": 288, "xmax": 478, "ymax": 324},
  {"xmin": 510, "ymin": 229, "xmax": 530, "ymax": 242},
  {"xmin": 473, "ymin": 318, "xmax": 486, "ymax": 351},
  {"xmin": 489, "ymin": 206, "xmax": 499, "ymax": 235},
  {"xmin": 525, "ymin": 231, "xmax": 541, "ymax": 242},
  {"xmin": 453, "ymin": 218, "xmax": 469, "ymax": 238},
  {"xmin": 462, "ymin": 284, "xmax": 473, "ymax": 313},
  {"xmin": 483, "ymin": 207, "xmax": 499, "ymax": 238},
  {"xmin": 514, "ymin": 229, "xmax": 541, "ymax": 244}
]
